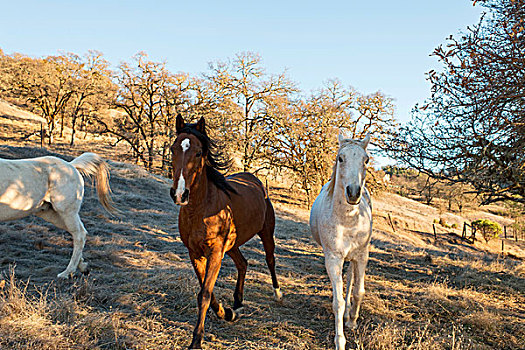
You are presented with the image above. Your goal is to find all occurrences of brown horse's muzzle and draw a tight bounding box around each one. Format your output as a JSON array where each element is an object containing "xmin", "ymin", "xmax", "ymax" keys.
[{"xmin": 170, "ymin": 187, "xmax": 190, "ymax": 206}]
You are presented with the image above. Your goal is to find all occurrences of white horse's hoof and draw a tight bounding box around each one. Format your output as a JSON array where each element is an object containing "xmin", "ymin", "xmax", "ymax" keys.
[
  {"xmin": 273, "ymin": 287, "xmax": 283, "ymax": 302},
  {"xmin": 78, "ymin": 260, "xmax": 88, "ymax": 273},
  {"xmin": 344, "ymin": 317, "xmax": 357, "ymax": 330},
  {"xmin": 335, "ymin": 334, "xmax": 346, "ymax": 350},
  {"xmin": 57, "ymin": 271, "xmax": 71, "ymax": 279}
]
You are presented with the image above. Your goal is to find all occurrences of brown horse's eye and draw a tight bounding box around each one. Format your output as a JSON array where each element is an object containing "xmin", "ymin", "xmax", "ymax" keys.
[{"xmin": 196, "ymin": 151, "xmax": 202, "ymax": 158}]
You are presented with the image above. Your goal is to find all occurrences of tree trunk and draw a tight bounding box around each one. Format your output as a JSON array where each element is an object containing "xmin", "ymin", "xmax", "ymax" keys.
[
  {"xmin": 148, "ymin": 141, "xmax": 155, "ymax": 172},
  {"xmin": 59, "ymin": 113, "xmax": 65, "ymax": 138},
  {"xmin": 48, "ymin": 119, "xmax": 55, "ymax": 145},
  {"xmin": 80, "ymin": 113, "xmax": 88, "ymax": 139},
  {"xmin": 70, "ymin": 114, "xmax": 77, "ymax": 146}
]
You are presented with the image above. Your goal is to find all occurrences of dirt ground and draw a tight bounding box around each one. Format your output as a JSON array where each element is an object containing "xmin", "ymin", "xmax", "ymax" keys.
[{"xmin": 0, "ymin": 102, "xmax": 524, "ymax": 349}]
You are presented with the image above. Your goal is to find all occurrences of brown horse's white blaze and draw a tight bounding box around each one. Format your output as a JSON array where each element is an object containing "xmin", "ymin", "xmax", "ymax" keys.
[
  {"xmin": 171, "ymin": 138, "xmax": 191, "ymax": 205},
  {"xmin": 170, "ymin": 114, "xmax": 281, "ymax": 350}
]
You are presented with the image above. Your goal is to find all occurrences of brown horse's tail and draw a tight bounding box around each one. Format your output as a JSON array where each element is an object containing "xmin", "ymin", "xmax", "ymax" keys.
[{"xmin": 70, "ymin": 153, "xmax": 118, "ymax": 215}]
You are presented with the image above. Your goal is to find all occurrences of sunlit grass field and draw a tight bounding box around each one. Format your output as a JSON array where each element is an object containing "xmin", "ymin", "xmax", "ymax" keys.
[{"xmin": 0, "ymin": 102, "xmax": 524, "ymax": 349}]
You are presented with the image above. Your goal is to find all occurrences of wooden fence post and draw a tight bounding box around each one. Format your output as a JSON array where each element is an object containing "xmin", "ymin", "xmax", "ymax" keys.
[
  {"xmin": 504, "ymin": 226, "xmax": 507, "ymax": 239},
  {"xmin": 433, "ymin": 223, "xmax": 437, "ymax": 240},
  {"xmin": 462, "ymin": 222, "xmax": 467, "ymax": 240},
  {"xmin": 388, "ymin": 213, "xmax": 396, "ymax": 232},
  {"xmin": 501, "ymin": 239, "xmax": 504, "ymax": 254}
]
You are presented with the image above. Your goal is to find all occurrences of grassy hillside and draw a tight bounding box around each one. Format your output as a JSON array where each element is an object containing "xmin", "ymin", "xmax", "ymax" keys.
[
  {"xmin": 0, "ymin": 104, "xmax": 524, "ymax": 349},
  {"xmin": 0, "ymin": 100, "xmax": 133, "ymax": 164}
]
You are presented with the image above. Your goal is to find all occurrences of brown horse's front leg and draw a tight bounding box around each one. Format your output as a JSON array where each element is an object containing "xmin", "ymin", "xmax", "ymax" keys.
[
  {"xmin": 189, "ymin": 249, "xmax": 223, "ymax": 349},
  {"xmin": 190, "ymin": 254, "xmax": 234, "ymax": 321}
]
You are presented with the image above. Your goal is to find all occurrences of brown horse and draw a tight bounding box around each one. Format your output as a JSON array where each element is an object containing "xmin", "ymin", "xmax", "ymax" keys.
[{"xmin": 170, "ymin": 115, "xmax": 281, "ymax": 349}]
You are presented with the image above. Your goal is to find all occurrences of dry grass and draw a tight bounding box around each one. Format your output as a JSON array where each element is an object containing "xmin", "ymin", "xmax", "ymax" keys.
[{"xmin": 1, "ymin": 107, "xmax": 524, "ymax": 349}]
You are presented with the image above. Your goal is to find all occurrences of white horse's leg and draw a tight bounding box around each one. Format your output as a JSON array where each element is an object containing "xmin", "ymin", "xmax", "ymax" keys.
[
  {"xmin": 56, "ymin": 212, "xmax": 88, "ymax": 279},
  {"xmin": 348, "ymin": 253, "xmax": 368, "ymax": 329},
  {"xmin": 325, "ymin": 252, "xmax": 346, "ymax": 350},
  {"xmin": 36, "ymin": 207, "xmax": 67, "ymax": 230},
  {"xmin": 37, "ymin": 208, "xmax": 88, "ymax": 278},
  {"xmin": 344, "ymin": 260, "xmax": 355, "ymax": 328}
]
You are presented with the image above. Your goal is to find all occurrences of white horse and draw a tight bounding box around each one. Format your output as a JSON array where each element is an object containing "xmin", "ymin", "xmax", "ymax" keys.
[
  {"xmin": 0, "ymin": 152, "xmax": 116, "ymax": 278},
  {"xmin": 309, "ymin": 132, "xmax": 373, "ymax": 350}
]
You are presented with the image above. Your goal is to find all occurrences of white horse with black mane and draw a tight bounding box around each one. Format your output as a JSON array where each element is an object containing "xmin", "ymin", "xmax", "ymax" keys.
[
  {"xmin": 0, "ymin": 152, "xmax": 116, "ymax": 278},
  {"xmin": 310, "ymin": 131, "xmax": 373, "ymax": 350}
]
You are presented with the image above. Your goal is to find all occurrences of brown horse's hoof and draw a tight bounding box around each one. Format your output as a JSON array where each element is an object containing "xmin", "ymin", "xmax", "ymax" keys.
[
  {"xmin": 224, "ymin": 307, "xmax": 238, "ymax": 322},
  {"xmin": 274, "ymin": 287, "xmax": 283, "ymax": 302},
  {"xmin": 189, "ymin": 333, "xmax": 203, "ymax": 349}
]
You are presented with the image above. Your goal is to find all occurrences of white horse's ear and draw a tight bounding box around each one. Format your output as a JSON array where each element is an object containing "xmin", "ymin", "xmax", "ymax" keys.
[
  {"xmin": 338, "ymin": 130, "xmax": 345, "ymax": 145},
  {"xmin": 338, "ymin": 129, "xmax": 351, "ymax": 145},
  {"xmin": 361, "ymin": 133, "xmax": 371, "ymax": 149}
]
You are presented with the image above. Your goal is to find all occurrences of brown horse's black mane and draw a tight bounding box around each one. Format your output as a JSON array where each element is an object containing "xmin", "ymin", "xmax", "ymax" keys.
[{"xmin": 177, "ymin": 124, "xmax": 237, "ymax": 196}]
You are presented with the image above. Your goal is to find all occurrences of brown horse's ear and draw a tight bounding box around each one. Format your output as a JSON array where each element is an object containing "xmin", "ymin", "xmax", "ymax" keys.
[
  {"xmin": 195, "ymin": 117, "xmax": 206, "ymax": 134},
  {"xmin": 176, "ymin": 114, "xmax": 185, "ymax": 134}
]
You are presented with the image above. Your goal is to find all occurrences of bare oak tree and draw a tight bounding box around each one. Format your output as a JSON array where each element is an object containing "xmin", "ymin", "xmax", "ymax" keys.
[
  {"xmin": 206, "ymin": 52, "xmax": 297, "ymax": 172},
  {"xmin": 0, "ymin": 53, "xmax": 75, "ymax": 144},
  {"xmin": 98, "ymin": 53, "xmax": 195, "ymax": 172},
  {"xmin": 61, "ymin": 51, "xmax": 115, "ymax": 146}
]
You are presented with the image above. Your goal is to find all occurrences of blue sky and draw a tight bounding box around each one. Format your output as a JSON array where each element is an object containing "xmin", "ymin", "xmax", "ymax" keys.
[{"xmin": 1, "ymin": 1, "xmax": 483, "ymax": 123}]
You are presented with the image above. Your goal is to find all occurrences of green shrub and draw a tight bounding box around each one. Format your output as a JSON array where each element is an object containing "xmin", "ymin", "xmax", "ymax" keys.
[
  {"xmin": 472, "ymin": 219, "xmax": 502, "ymax": 242},
  {"xmin": 439, "ymin": 218, "xmax": 450, "ymax": 228},
  {"xmin": 451, "ymin": 223, "xmax": 458, "ymax": 229}
]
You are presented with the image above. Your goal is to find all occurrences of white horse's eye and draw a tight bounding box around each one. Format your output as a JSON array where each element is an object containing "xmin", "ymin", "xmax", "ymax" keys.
[
  {"xmin": 338, "ymin": 156, "xmax": 343, "ymax": 163},
  {"xmin": 365, "ymin": 157, "xmax": 370, "ymax": 164}
]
